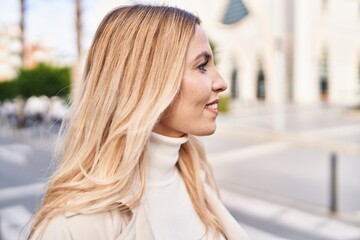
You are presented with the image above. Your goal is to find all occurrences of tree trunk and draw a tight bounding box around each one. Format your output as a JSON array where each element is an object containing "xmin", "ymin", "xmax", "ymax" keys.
[
  {"xmin": 73, "ymin": 0, "xmax": 83, "ymax": 102},
  {"xmin": 20, "ymin": 0, "xmax": 25, "ymax": 67},
  {"xmin": 76, "ymin": 0, "xmax": 82, "ymax": 58}
]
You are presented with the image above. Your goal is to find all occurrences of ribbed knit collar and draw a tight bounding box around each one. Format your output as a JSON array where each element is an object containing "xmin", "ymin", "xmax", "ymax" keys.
[{"xmin": 147, "ymin": 132, "xmax": 188, "ymax": 187}]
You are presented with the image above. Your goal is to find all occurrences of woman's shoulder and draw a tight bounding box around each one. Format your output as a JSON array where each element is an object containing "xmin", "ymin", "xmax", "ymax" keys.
[{"xmin": 31, "ymin": 209, "xmax": 132, "ymax": 240}]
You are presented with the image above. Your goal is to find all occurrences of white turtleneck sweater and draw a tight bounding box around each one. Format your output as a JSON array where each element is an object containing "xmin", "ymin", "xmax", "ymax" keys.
[{"xmin": 143, "ymin": 132, "xmax": 220, "ymax": 240}]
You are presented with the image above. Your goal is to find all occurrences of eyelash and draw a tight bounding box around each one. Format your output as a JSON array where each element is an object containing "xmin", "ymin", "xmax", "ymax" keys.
[{"xmin": 198, "ymin": 59, "xmax": 209, "ymax": 72}]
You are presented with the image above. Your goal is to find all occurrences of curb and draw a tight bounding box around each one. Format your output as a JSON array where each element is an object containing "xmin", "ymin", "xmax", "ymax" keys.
[{"xmin": 221, "ymin": 189, "xmax": 360, "ymax": 240}]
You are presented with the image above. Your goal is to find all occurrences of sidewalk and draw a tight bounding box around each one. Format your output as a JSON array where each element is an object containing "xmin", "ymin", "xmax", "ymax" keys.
[
  {"xmin": 207, "ymin": 103, "xmax": 360, "ymax": 239},
  {"xmin": 222, "ymin": 189, "xmax": 360, "ymax": 240}
]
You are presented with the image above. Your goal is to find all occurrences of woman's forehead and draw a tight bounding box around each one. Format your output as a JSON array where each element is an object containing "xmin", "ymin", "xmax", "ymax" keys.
[{"xmin": 186, "ymin": 25, "xmax": 211, "ymax": 60}]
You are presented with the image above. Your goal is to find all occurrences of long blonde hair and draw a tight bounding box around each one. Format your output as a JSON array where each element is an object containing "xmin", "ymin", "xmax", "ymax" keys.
[{"xmin": 30, "ymin": 4, "xmax": 224, "ymax": 238}]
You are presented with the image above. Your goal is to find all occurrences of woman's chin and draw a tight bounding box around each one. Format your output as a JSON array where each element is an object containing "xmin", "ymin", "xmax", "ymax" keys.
[{"xmin": 192, "ymin": 125, "xmax": 217, "ymax": 136}]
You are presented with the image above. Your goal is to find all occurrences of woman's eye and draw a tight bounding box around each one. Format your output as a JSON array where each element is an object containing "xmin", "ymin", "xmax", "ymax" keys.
[{"xmin": 198, "ymin": 60, "xmax": 208, "ymax": 71}]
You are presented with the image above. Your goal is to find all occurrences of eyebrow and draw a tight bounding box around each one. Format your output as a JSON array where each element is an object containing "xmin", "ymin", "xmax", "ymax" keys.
[{"xmin": 192, "ymin": 51, "xmax": 212, "ymax": 64}]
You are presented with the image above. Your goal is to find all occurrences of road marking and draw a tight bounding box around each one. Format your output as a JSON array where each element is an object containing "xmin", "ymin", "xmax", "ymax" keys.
[
  {"xmin": 0, "ymin": 205, "xmax": 33, "ymax": 240},
  {"xmin": 300, "ymin": 124, "xmax": 360, "ymax": 136},
  {"xmin": 0, "ymin": 144, "xmax": 32, "ymax": 166},
  {"xmin": 0, "ymin": 182, "xmax": 45, "ymax": 202},
  {"xmin": 215, "ymin": 126, "xmax": 360, "ymax": 154},
  {"xmin": 208, "ymin": 141, "xmax": 289, "ymax": 166},
  {"xmin": 240, "ymin": 224, "xmax": 290, "ymax": 240},
  {"xmin": 221, "ymin": 189, "xmax": 360, "ymax": 240}
]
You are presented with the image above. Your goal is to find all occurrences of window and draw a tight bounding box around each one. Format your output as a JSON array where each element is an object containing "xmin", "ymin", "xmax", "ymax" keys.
[
  {"xmin": 322, "ymin": 0, "xmax": 328, "ymax": 12},
  {"xmin": 222, "ymin": 0, "xmax": 249, "ymax": 25},
  {"xmin": 319, "ymin": 49, "xmax": 329, "ymax": 101}
]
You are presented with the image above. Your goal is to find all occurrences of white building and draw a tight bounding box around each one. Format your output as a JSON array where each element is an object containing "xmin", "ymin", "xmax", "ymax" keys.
[
  {"xmin": 0, "ymin": 24, "xmax": 56, "ymax": 81},
  {"xmin": 179, "ymin": 0, "xmax": 360, "ymax": 106},
  {"xmin": 0, "ymin": 24, "xmax": 22, "ymax": 81},
  {"xmin": 94, "ymin": 0, "xmax": 360, "ymax": 106}
]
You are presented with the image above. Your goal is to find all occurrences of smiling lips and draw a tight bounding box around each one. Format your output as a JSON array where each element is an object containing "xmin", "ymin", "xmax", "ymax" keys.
[{"xmin": 205, "ymin": 99, "xmax": 219, "ymax": 115}]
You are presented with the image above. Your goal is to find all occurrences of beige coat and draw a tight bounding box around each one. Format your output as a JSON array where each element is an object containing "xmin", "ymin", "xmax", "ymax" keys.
[{"xmin": 32, "ymin": 185, "xmax": 248, "ymax": 240}]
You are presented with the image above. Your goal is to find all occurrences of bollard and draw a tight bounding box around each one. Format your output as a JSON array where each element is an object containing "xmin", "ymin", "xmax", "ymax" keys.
[{"xmin": 329, "ymin": 152, "xmax": 337, "ymax": 213}]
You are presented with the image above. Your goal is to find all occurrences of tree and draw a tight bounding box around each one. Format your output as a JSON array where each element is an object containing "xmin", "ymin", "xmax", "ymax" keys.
[
  {"xmin": 0, "ymin": 81, "xmax": 19, "ymax": 101},
  {"xmin": 20, "ymin": 0, "xmax": 25, "ymax": 67},
  {"xmin": 14, "ymin": 64, "xmax": 71, "ymax": 99},
  {"xmin": 76, "ymin": 0, "xmax": 82, "ymax": 58}
]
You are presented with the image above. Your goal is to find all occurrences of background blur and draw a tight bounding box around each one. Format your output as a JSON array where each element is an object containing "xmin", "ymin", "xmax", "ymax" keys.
[{"xmin": 0, "ymin": 0, "xmax": 360, "ymax": 239}]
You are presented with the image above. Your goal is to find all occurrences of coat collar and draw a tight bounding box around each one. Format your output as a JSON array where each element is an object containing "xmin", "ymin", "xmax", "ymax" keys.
[
  {"xmin": 117, "ymin": 184, "xmax": 248, "ymax": 240},
  {"xmin": 204, "ymin": 185, "xmax": 248, "ymax": 240},
  {"xmin": 116, "ymin": 204, "xmax": 155, "ymax": 240}
]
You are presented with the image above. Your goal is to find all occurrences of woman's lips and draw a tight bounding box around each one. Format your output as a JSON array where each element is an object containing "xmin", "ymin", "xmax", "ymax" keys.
[
  {"xmin": 205, "ymin": 106, "xmax": 219, "ymax": 115},
  {"xmin": 205, "ymin": 99, "xmax": 219, "ymax": 115}
]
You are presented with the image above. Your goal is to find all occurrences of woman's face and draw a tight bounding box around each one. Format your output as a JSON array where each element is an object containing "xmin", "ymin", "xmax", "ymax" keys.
[{"xmin": 154, "ymin": 25, "xmax": 227, "ymax": 137}]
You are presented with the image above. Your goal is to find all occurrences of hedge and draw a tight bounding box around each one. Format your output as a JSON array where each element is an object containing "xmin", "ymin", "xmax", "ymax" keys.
[{"xmin": 0, "ymin": 63, "xmax": 71, "ymax": 101}]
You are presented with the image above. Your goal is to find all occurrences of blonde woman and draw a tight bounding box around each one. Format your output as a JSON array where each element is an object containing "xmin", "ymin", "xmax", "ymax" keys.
[{"xmin": 29, "ymin": 5, "xmax": 248, "ymax": 240}]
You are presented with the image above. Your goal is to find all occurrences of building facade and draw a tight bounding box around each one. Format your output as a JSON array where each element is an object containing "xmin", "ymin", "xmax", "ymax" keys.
[
  {"xmin": 0, "ymin": 24, "xmax": 55, "ymax": 82},
  {"xmin": 179, "ymin": 0, "xmax": 360, "ymax": 106},
  {"xmin": 0, "ymin": 24, "xmax": 22, "ymax": 81},
  {"xmin": 96, "ymin": 0, "xmax": 360, "ymax": 106}
]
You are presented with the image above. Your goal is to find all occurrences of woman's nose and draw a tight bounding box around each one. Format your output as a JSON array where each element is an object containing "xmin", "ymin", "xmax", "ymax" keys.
[{"xmin": 212, "ymin": 69, "xmax": 228, "ymax": 93}]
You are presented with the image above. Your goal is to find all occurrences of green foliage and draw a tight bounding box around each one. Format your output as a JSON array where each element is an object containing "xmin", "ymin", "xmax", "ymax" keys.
[
  {"xmin": 0, "ymin": 63, "xmax": 71, "ymax": 101},
  {"xmin": 16, "ymin": 64, "xmax": 71, "ymax": 98},
  {"xmin": 218, "ymin": 95, "xmax": 230, "ymax": 113},
  {"xmin": 209, "ymin": 40, "xmax": 217, "ymax": 66},
  {"xmin": 210, "ymin": 40, "xmax": 231, "ymax": 113},
  {"xmin": 0, "ymin": 80, "xmax": 20, "ymax": 101}
]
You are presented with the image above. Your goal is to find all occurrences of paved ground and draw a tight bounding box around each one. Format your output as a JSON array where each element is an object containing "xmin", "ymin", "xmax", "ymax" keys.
[
  {"xmin": 202, "ymin": 103, "xmax": 360, "ymax": 212},
  {"xmin": 201, "ymin": 103, "xmax": 360, "ymax": 239},
  {"xmin": 1, "ymin": 103, "xmax": 360, "ymax": 240}
]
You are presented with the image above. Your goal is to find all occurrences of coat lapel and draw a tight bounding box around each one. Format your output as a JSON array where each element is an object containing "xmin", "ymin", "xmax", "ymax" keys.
[
  {"xmin": 118, "ymin": 185, "xmax": 247, "ymax": 240},
  {"xmin": 204, "ymin": 185, "xmax": 249, "ymax": 240},
  {"xmin": 134, "ymin": 205, "xmax": 155, "ymax": 240},
  {"xmin": 116, "ymin": 205, "xmax": 155, "ymax": 240}
]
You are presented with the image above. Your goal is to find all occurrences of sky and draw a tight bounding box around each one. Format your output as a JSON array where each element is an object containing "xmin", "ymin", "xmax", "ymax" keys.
[{"xmin": 0, "ymin": 0, "xmax": 180, "ymax": 62}]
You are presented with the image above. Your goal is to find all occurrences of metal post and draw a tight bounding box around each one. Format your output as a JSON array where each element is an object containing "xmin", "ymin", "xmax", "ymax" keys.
[
  {"xmin": 0, "ymin": 213, "xmax": 2, "ymax": 240},
  {"xmin": 329, "ymin": 152, "xmax": 337, "ymax": 213}
]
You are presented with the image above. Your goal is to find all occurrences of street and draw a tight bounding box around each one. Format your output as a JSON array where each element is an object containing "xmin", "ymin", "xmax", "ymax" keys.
[{"xmin": 1, "ymin": 104, "xmax": 360, "ymax": 240}]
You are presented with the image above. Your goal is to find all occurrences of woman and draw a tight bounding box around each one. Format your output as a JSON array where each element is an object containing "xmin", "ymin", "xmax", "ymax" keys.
[{"xmin": 29, "ymin": 5, "xmax": 248, "ymax": 240}]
